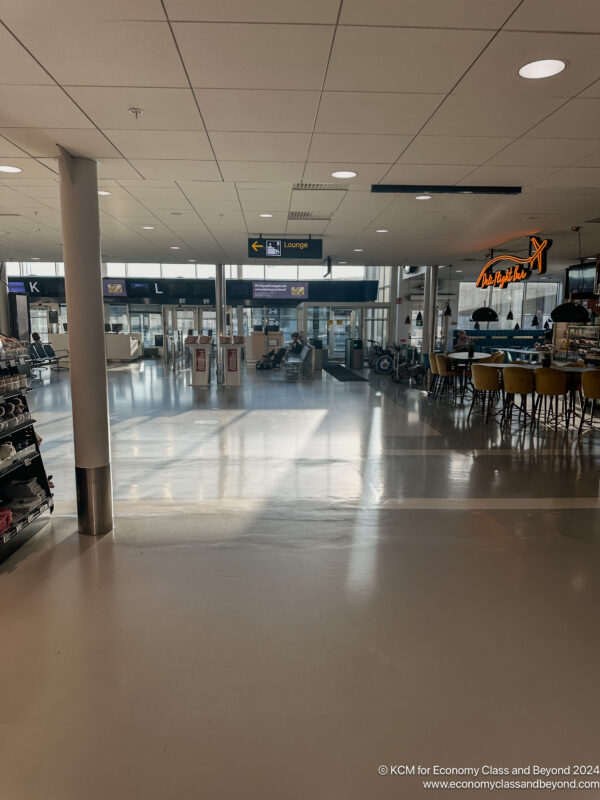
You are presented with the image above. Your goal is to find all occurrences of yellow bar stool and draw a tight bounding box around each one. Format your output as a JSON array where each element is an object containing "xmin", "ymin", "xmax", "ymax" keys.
[
  {"xmin": 469, "ymin": 364, "xmax": 501, "ymax": 422},
  {"xmin": 501, "ymin": 367, "xmax": 535, "ymax": 425},
  {"xmin": 578, "ymin": 370, "xmax": 600, "ymax": 434},
  {"xmin": 532, "ymin": 368, "xmax": 569, "ymax": 430},
  {"xmin": 427, "ymin": 352, "xmax": 440, "ymax": 398},
  {"xmin": 436, "ymin": 353, "xmax": 460, "ymax": 401}
]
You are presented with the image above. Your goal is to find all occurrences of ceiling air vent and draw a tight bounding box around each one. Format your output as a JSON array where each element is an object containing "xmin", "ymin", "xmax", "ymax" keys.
[
  {"xmin": 292, "ymin": 182, "xmax": 349, "ymax": 191},
  {"xmin": 0, "ymin": 213, "xmax": 21, "ymax": 217},
  {"xmin": 585, "ymin": 217, "xmax": 600, "ymax": 223},
  {"xmin": 288, "ymin": 211, "xmax": 331, "ymax": 221}
]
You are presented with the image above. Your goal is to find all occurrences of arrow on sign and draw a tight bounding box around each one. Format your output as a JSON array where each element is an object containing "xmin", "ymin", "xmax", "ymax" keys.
[{"xmin": 251, "ymin": 241, "xmax": 264, "ymax": 252}]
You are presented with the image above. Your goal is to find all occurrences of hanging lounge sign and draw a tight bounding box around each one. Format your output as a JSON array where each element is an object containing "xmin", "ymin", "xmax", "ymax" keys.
[{"xmin": 476, "ymin": 236, "xmax": 552, "ymax": 289}]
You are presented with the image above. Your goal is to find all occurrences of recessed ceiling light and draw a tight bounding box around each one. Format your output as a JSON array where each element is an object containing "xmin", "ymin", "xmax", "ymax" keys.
[
  {"xmin": 455, "ymin": 269, "xmax": 463, "ymax": 273},
  {"xmin": 519, "ymin": 59, "xmax": 566, "ymax": 80},
  {"xmin": 415, "ymin": 194, "xmax": 432, "ymax": 200},
  {"xmin": 188, "ymin": 259, "xmax": 195, "ymax": 262},
  {"xmin": 98, "ymin": 190, "xmax": 111, "ymax": 196},
  {"xmin": 169, "ymin": 211, "xmax": 183, "ymax": 216},
  {"xmin": 259, "ymin": 213, "xmax": 273, "ymax": 218},
  {"xmin": 170, "ymin": 246, "xmax": 180, "ymax": 250},
  {"xmin": 141, "ymin": 225, "xmax": 155, "ymax": 230},
  {"xmin": 332, "ymin": 170, "xmax": 357, "ymax": 179},
  {"xmin": 31, "ymin": 257, "xmax": 40, "ymax": 260},
  {"xmin": 353, "ymin": 248, "xmax": 364, "ymax": 252},
  {"xmin": 0, "ymin": 165, "xmax": 22, "ymax": 173},
  {"xmin": 339, "ymin": 261, "xmax": 347, "ymax": 264},
  {"xmin": 376, "ymin": 229, "xmax": 388, "ymax": 233}
]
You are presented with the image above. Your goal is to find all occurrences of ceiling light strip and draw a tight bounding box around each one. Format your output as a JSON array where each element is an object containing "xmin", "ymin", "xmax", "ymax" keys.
[{"xmin": 371, "ymin": 185, "xmax": 522, "ymax": 195}]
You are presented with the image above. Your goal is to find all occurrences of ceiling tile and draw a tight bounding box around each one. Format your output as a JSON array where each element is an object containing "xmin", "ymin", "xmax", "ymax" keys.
[
  {"xmin": 219, "ymin": 162, "xmax": 304, "ymax": 181},
  {"xmin": 524, "ymin": 99, "xmax": 600, "ymax": 139},
  {"xmin": 505, "ymin": 0, "xmax": 600, "ymax": 33},
  {"xmin": 383, "ymin": 163, "xmax": 475, "ymax": 184},
  {"xmin": 165, "ymin": 0, "xmax": 339, "ymax": 23},
  {"xmin": 340, "ymin": 0, "xmax": 519, "ymax": 27},
  {"xmin": 194, "ymin": 89, "xmax": 319, "ymax": 132},
  {"xmin": 0, "ymin": 86, "xmax": 93, "ymax": 129},
  {"xmin": 488, "ymin": 138, "xmax": 600, "ymax": 167},
  {"xmin": 2, "ymin": 19, "xmax": 187, "ymax": 87},
  {"xmin": 0, "ymin": 24, "xmax": 54, "ymax": 85},
  {"xmin": 285, "ymin": 220, "xmax": 329, "ymax": 235},
  {"xmin": 0, "ymin": 129, "xmax": 120, "ymax": 158},
  {"xmin": 532, "ymin": 168, "xmax": 600, "ymax": 189},
  {"xmin": 399, "ymin": 135, "xmax": 512, "ymax": 165},
  {"xmin": 177, "ymin": 182, "xmax": 239, "ymax": 203},
  {"xmin": 0, "ymin": 158, "xmax": 57, "ymax": 179},
  {"xmin": 572, "ymin": 149, "xmax": 600, "ymax": 168},
  {"xmin": 210, "ymin": 132, "xmax": 310, "ymax": 161},
  {"xmin": 289, "ymin": 188, "xmax": 346, "ymax": 213},
  {"xmin": 315, "ymin": 92, "xmax": 443, "ymax": 135},
  {"xmin": 459, "ymin": 165, "xmax": 559, "ymax": 186},
  {"xmin": 129, "ymin": 160, "xmax": 222, "ymax": 180},
  {"xmin": 237, "ymin": 186, "xmax": 292, "ymax": 211},
  {"xmin": 104, "ymin": 130, "xmax": 213, "ymax": 160},
  {"xmin": 308, "ymin": 134, "xmax": 411, "ymax": 163},
  {"xmin": 454, "ymin": 31, "xmax": 600, "ymax": 98},
  {"xmin": 174, "ymin": 23, "xmax": 333, "ymax": 90},
  {"xmin": 325, "ymin": 27, "xmax": 493, "ymax": 93},
  {"xmin": 423, "ymin": 93, "xmax": 565, "ymax": 137},
  {"xmin": 66, "ymin": 87, "xmax": 203, "ymax": 131},
  {"xmin": 0, "ymin": 136, "xmax": 31, "ymax": 158}
]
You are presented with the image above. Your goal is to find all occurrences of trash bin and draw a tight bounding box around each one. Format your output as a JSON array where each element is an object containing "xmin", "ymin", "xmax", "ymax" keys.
[
  {"xmin": 309, "ymin": 338, "xmax": 323, "ymax": 370},
  {"xmin": 345, "ymin": 338, "xmax": 363, "ymax": 369}
]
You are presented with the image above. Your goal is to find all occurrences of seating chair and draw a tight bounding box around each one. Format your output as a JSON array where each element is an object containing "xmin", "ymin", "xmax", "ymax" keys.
[
  {"xmin": 502, "ymin": 367, "xmax": 535, "ymax": 425},
  {"xmin": 578, "ymin": 370, "xmax": 600, "ymax": 434},
  {"xmin": 533, "ymin": 368, "xmax": 569, "ymax": 430},
  {"xmin": 435, "ymin": 353, "xmax": 461, "ymax": 401},
  {"xmin": 427, "ymin": 352, "xmax": 440, "ymax": 398},
  {"xmin": 491, "ymin": 351, "xmax": 505, "ymax": 363},
  {"xmin": 469, "ymin": 364, "xmax": 501, "ymax": 422}
]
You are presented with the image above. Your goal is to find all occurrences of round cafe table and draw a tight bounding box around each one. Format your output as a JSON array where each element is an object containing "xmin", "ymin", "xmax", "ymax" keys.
[{"xmin": 447, "ymin": 351, "xmax": 490, "ymax": 363}]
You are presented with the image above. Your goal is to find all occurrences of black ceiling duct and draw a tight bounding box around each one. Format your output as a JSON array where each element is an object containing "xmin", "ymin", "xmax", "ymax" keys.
[
  {"xmin": 371, "ymin": 184, "xmax": 521, "ymax": 195},
  {"xmin": 471, "ymin": 306, "xmax": 498, "ymax": 322},
  {"xmin": 550, "ymin": 303, "xmax": 590, "ymax": 324}
]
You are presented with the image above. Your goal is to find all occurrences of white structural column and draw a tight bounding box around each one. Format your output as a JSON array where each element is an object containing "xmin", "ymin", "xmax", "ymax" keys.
[
  {"xmin": 421, "ymin": 266, "xmax": 439, "ymax": 355},
  {"xmin": 215, "ymin": 263, "xmax": 226, "ymax": 383},
  {"xmin": 389, "ymin": 265, "xmax": 399, "ymax": 345},
  {"xmin": 58, "ymin": 151, "xmax": 113, "ymax": 536},
  {"xmin": 236, "ymin": 265, "xmax": 244, "ymax": 337}
]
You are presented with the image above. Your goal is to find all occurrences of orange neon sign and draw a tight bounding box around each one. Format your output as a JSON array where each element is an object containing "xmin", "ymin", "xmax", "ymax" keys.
[{"xmin": 476, "ymin": 236, "xmax": 552, "ymax": 289}]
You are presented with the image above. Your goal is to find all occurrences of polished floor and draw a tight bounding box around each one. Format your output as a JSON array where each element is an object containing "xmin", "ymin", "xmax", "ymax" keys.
[{"xmin": 2, "ymin": 361, "xmax": 600, "ymax": 799}]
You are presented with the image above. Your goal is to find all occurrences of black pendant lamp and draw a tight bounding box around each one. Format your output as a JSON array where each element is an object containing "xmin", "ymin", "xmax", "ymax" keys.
[
  {"xmin": 544, "ymin": 320, "xmax": 550, "ymax": 330},
  {"xmin": 531, "ymin": 314, "xmax": 539, "ymax": 327},
  {"xmin": 443, "ymin": 301, "xmax": 452, "ymax": 317},
  {"xmin": 551, "ymin": 302, "xmax": 590, "ymax": 324},
  {"xmin": 514, "ymin": 322, "xmax": 520, "ymax": 331},
  {"xmin": 471, "ymin": 305, "xmax": 499, "ymax": 322},
  {"xmin": 416, "ymin": 311, "xmax": 423, "ymax": 327},
  {"xmin": 474, "ymin": 321, "xmax": 480, "ymax": 330},
  {"xmin": 404, "ymin": 314, "xmax": 411, "ymax": 325},
  {"xmin": 506, "ymin": 309, "xmax": 514, "ymax": 321}
]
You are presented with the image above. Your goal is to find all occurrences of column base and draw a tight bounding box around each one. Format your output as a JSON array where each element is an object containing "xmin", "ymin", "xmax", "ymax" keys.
[{"xmin": 75, "ymin": 464, "xmax": 113, "ymax": 535}]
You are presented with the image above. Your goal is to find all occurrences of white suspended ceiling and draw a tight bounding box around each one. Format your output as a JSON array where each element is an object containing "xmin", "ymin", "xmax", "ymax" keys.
[{"xmin": 0, "ymin": 0, "xmax": 599, "ymax": 276}]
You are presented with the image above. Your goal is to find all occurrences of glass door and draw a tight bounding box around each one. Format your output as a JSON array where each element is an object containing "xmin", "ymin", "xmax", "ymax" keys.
[
  {"xmin": 330, "ymin": 308, "xmax": 362, "ymax": 361},
  {"xmin": 130, "ymin": 312, "xmax": 163, "ymax": 348}
]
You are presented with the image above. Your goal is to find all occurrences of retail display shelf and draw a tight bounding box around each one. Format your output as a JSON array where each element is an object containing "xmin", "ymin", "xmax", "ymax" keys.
[
  {"xmin": 0, "ymin": 417, "xmax": 35, "ymax": 440},
  {"xmin": 0, "ymin": 451, "xmax": 39, "ymax": 482},
  {"xmin": 0, "ymin": 387, "xmax": 31, "ymax": 402},
  {"xmin": 0, "ymin": 497, "xmax": 54, "ymax": 547}
]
